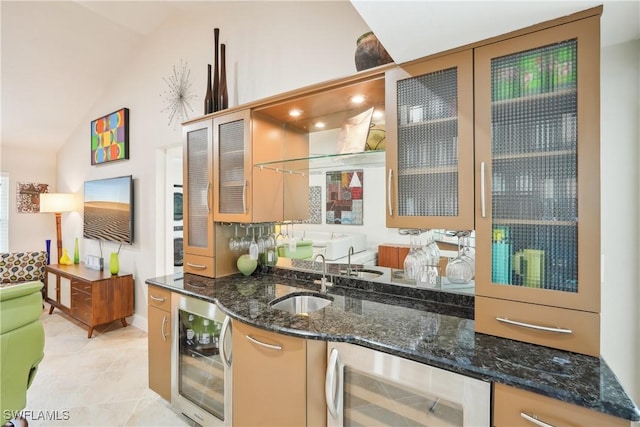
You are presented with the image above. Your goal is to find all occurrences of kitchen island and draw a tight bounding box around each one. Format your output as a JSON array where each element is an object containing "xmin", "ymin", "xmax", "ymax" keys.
[{"xmin": 146, "ymin": 270, "xmax": 640, "ymax": 423}]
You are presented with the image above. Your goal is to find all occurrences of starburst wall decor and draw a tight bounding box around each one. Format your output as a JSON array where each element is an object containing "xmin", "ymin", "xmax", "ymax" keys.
[{"xmin": 160, "ymin": 60, "xmax": 197, "ymax": 128}]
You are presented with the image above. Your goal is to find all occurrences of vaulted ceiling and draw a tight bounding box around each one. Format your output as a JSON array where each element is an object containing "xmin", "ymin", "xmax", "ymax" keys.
[{"xmin": 1, "ymin": 1, "xmax": 638, "ymax": 154}]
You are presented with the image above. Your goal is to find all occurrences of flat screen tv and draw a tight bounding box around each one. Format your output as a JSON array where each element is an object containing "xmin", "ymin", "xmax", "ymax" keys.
[{"xmin": 83, "ymin": 175, "xmax": 134, "ymax": 244}]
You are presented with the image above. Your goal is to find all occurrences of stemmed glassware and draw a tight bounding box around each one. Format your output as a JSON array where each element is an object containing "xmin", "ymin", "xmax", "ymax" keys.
[
  {"xmin": 446, "ymin": 231, "xmax": 474, "ymax": 284},
  {"xmin": 403, "ymin": 234, "xmax": 419, "ymax": 281}
]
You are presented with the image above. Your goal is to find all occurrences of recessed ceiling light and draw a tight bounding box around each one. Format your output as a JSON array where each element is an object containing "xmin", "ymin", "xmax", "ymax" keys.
[
  {"xmin": 350, "ymin": 95, "xmax": 366, "ymax": 104},
  {"xmin": 289, "ymin": 109, "xmax": 303, "ymax": 117},
  {"xmin": 315, "ymin": 122, "xmax": 326, "ymax": 129},
  {"xmin": 373, "ymin": 110, "xmax": 384, "ymax": 119}
]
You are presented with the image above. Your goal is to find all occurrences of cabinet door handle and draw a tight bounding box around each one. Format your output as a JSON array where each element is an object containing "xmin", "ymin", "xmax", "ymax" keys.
[
  {"xmin": 520, "ymin": 412, "xmax": 555, "ymax": 427},
  {"xmin": 186, "ymin": 263, "xmax": 206, "ymax": 269},
  {"xmin": 246, "ymin": 334, "xmax": 282, "ymax": 350},
  {"xmin": 219, "ymin": 316, "xmax": 232, "ymax": 368},
  {"xmin": 242, "ymin": 179, "xmax": 248, "ymax": 214},
  {"xmin": 150, "ymin": 295, "xmax": 166, "ymax": 302},
  {"xmin": 161, "ymin": 315, "xmax": 168, "ymax": 342},
  {"xmin": 496, "ymin": 317, "xmax": 572, "ymax": 334},
  {"xmin": 480, "ymin": 161, "xmax": 486, "ymax": 218},
  {"xmin": 387, "ymin": 168, "xmax": 393, "ymax": 216},
  {"xmin": 207, "ymin": 182, "xmax": 211, "ymax": 213},
  {"xmin": 325, "ymin": 347, "xmax": 341, "ymax": 419}
]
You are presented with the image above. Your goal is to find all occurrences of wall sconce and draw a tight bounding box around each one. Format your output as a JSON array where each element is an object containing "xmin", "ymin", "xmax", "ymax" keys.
[{"xmin": 40, "ymin": 193, "xmax": 76, "ymax": 263}]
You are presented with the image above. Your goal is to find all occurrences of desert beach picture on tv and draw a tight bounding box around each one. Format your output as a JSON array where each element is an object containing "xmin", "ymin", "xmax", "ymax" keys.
[{"xmin": 83, "ymin": 175, "xmax": 134, "ymax": 244}]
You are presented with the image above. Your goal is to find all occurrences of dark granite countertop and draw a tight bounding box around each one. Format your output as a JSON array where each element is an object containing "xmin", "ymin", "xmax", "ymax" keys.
[{"xmin": 146, "ymin": 270, "xmax": 640, "ymax": 422}]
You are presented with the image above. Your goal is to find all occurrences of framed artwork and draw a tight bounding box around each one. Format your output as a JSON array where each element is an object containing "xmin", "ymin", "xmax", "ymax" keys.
[
  {"xmin": 16, "ymin": 182, "xmax": 49, "ymax": 213},
  {"xmin": 91, "ymin": 108, "xmax": 129, "ymax": 165},
  {"xmin": 326, "ymin": 170, "xmax": 363, "ymax": 225}
]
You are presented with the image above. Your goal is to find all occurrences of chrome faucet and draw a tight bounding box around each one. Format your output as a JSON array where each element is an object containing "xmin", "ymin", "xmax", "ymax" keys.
[
  {"xmin": 347, "ymin": 246, "xmax": 355, "ymax": 276},
  {"xmin": 313, "ymin": 253, "xmax": 331, "ymax": 293}
]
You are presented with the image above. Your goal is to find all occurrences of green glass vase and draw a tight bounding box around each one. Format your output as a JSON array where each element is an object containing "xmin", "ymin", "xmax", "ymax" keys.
[{"xmin": 109, "ymin": 252, "xmax": 120, "ymax": 275}]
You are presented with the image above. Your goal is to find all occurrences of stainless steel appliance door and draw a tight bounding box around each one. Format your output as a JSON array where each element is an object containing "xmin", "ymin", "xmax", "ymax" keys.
[
  {"xmin": 325, "ymin": 342, "xmax": 490, "ymax": 427},
  {"xmin": 171, "ymin": 295, "xmax": 232, "ymax": 427}
]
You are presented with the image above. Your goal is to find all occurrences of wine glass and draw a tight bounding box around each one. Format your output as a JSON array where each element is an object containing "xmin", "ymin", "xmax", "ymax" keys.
[
  {"xmin": 229, "ymin": 225, "xmax": 241, "ymax": 251},
  {"xmin": 403, "ymin": 234, "xmax": 419, "ymax": 281},
  {"xmin": 446, "ymin": 234, "xmax": 474, "ymax": 284}
]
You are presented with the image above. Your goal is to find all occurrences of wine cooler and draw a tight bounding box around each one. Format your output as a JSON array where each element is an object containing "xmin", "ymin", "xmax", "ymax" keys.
[{"xmin": 172, "ymin": 294, "xmax": 232, "ymax": 426}]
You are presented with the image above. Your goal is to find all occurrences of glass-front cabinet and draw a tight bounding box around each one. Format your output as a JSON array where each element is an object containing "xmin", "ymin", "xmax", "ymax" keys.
[
  {"xmin": 213, "ymin": 109, "xmax": 284, "ymax": 223},
  {"xmin": 474, "ymin": 16, "xmax": 601, "ymax": 356},
  {"xmin": 385, "ymin": 50, "xmax": 474, "ymax": 230},
  {"xmin": 183, "ymin": 120, "xmax": 215, "ymax": 277}
]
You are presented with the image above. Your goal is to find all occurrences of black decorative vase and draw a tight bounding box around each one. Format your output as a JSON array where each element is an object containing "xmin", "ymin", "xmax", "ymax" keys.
[
  {"xmin": 219, "ymin": 44, "xmax": 228, "ymax": 110},
  {"xmin": 204, "ymin": 64, "xmax": 213, "ymax": 114},
  {"xmin": 354, "ymin": 31, "xmax": 393, "ymax": 71},
  {"xmin": 213, "ymin": 28, "xmax": 220, "ymax": 112}
]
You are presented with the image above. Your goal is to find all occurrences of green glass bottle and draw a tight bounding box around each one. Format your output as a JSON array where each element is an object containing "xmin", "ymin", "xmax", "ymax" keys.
[{"xmin": 74, "ymin": 238, "xmax": 80, "ymax": 264}]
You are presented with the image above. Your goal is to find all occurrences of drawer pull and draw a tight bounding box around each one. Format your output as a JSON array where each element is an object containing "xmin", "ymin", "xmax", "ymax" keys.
[
  {"xmin": 496, "ymin": 317, "xmax": 572, "ymax": 334},
  {"xmin": 246, "ymin": 334, "xmax": 282, "ymax": 351},
  {"xmin": 150, "ymin": 295, "xmax": 166, "ymax": 302},
  {"xmin": 520, "ymin": 412, "xmax": 555, "ymax": 427},
  {"xmin": 480, "ymin": 161, "xmax": 486, "ymax": 218},
  {"xmin": 186, "ymin": 263, "xmax": 206, "ymax": 269}
]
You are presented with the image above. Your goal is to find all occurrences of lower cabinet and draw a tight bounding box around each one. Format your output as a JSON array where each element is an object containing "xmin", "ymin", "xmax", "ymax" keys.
[
  {"xmin": 147, "ymin": 285, "xmax": 172, "ymax": 401},
  {"xmin": 46, "ymin": 264, "xmax": 134, "ymax": 338},
  {"xmin": 232, "ymin": 320, "xmax": 326, "ymax": 427},
  {"xmin": 493, "ymin": 383, "xmax": 628, "ymax": 427}
]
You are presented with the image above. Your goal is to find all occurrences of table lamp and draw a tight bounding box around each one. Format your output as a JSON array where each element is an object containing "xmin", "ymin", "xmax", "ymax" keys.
[{"xmin": 40, "ymin": 193, "xmax": 76, "ymax": 264}]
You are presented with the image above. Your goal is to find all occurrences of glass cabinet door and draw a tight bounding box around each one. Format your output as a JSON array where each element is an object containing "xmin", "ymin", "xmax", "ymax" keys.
[
  {"xmin": 385, "ymin": 50, "xmax": 474, "ymax": 230},
  {"xmin": 213, "ymin": 109, "xmax": 252, "ymax": 223},
  {"xmin": 183, "ymin": 121, "xmax": 214, "ymax": 256},
  {"xmin": 474, "ymin": 17, "xmax": 600, "ymax": 312}
]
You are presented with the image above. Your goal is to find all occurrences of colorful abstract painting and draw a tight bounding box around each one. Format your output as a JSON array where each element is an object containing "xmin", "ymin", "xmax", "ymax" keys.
[
  {"xmin": 16, "ymin": 182, "xmax": 49, "ymax": 213},
  {"xmin": 326, "ymin": 170, "xmax": 363, "ymax": 225},
  {"xmin": 91, "ymin": 108, "xmax": 129, "ymax": 165}
]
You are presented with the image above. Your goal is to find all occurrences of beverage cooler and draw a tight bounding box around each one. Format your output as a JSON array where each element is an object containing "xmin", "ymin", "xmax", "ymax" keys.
[
  {"xmin": 325, "ymin": 342, "xmax": 490, "ymax": 427},
  {"xmin": 172, "ymin": 295, "xmax": 232, "ymax": 426}
]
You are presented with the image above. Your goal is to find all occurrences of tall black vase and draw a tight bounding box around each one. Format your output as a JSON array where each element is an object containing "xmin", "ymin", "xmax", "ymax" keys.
[
  {"xmin": 204, "ymin": 64, "xmax": 213, "ymax": 114},
  {"xmin": 219, "ymin": 44, "xmax": 228, "ymax": 110},
  {"xmin": 213, "ymin": 28, "xmax": 220, "ymax": 112}
]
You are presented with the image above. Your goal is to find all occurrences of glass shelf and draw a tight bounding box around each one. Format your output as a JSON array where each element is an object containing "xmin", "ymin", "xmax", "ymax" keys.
[{"xmin": 253, "ymin": 150, "xmax": 385, "ymax": 176}]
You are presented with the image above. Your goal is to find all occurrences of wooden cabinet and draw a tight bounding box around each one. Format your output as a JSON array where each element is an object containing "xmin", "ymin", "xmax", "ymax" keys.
[
  {"xmin": 377, "ymin": 244, "xmax": 412, "ymax": 269},
  {"xmin": 385, "ymin": 50, "xmax": 475, "ymax": 230},
  {"xmin": 232, "ymin": 320, "xmax": 326, "ymax": 427},
  {"xmin": 183, "ymin": 120, "xmax": 215, "ymax": 277},
  {"xmin": 474, "ymin": 14, "xmax": 601, "ymax": 356},
  {"xmin": 493, "ymin": 383, "xmax": 628, "ymax": 427},
  {"xmin": 46, "ymin": 270, "xmax": 71, "ymax": 309},
  {"xmin": 147, "ymin": 285, "xmax": 172, "ymax": 401},
  {"xmin": 45, "ymin": 264, "xmax": 134, "ymax": 338},
  {"xmin": 213, "ymin": 109, "xmax": 284, "ymax": 223}
]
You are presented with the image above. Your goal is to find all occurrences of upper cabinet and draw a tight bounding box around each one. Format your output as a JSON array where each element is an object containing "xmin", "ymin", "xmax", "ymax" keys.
[
  {"xmin": 183, "ymin": 120, "xmax": 215, "ymax": 277},
  {"xmin": 385, "ymin": 50, "xmax": 474, "ymax": 230},
  {"xmin": 474, "ymin": 15, "xmax": 601, "ymax": 356}
]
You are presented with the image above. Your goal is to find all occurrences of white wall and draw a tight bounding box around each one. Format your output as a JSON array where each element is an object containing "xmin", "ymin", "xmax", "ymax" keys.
[
  {"xmin": 0, "ymin": 146, "xmax": 63, "ymax": 253},
  {"xmin": 52, "ymin": 1, "xmax": 371, "ymax": 324},
  {"xmin": 600, "ymin": 39, "xmax": 640, "ymax": 403}
]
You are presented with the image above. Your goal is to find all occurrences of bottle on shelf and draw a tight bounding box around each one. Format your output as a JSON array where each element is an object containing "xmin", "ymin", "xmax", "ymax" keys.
[
  {"xmin": 185, "ymin": 313, "xmax": 196, "ymax": 347},
  {"xmin": 200, "ymin": 319, "xmax": 213, "ymax": 347}
]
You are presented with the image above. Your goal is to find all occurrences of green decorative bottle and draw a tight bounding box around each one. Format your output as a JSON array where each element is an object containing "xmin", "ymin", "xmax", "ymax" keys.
[{"xmin": 74, "ymin": 238, "xmax": 80, "ymax": 264}]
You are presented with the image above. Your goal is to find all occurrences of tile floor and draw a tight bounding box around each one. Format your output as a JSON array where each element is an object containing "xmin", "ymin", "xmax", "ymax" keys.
[{"xmin": 23, "ymin": 304, "xmax": 195, "ymax": 427}]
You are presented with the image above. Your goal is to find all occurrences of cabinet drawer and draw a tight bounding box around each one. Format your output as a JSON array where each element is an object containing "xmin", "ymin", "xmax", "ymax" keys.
[
  {"xmin": 475, "ymin": 296, "xmax": 599, "ymax": 356},
  {"xmin": 72, "ymin": 297, "xmax": 92, "ymax": 325},
  {"xmin": 493, "ymin": 383, "xmax": 628, "ymax": 427},
  {"xmin": 183, "ymin": 254, "xmax": 215, "ymax": 278},
  {"xmin": 148, "ymin": 285, "xmax": 171, "ymax": 311},
  {"xmin": 72, "ymin": 279, "xmax": 92, "ymax": 294}
]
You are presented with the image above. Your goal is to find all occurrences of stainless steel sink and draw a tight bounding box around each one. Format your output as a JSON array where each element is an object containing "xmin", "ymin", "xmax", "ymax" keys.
[
  {"xmin": 340, "ymin": 268, "xmax": 384, "ymax": 280},
  {"xmin": 269, "ymin": 292, "xmax": 332, "ymax": 315}
]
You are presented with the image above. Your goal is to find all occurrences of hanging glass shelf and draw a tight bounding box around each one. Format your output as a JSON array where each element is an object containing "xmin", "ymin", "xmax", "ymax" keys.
[{"xmin": 253, "ymin": 150, "xmax": 385, "ymax": 176}]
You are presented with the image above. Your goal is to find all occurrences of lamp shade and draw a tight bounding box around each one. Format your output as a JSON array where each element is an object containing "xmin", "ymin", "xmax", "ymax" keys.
[{"xmin": 40, "ymin": 193, "xmax": 76, "ymax": 213}]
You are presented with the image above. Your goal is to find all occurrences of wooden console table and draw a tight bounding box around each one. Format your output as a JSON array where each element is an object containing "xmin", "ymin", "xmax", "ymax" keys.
[{"xmin": 45, "ymin": 263, "xmax": 134, "ymax": 338}]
